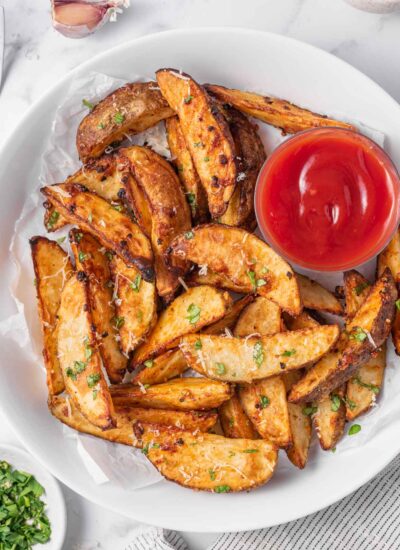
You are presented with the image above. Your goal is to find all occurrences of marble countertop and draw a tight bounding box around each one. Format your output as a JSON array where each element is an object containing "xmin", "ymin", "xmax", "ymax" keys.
[{"xmin": 1, "ymin": 1, "xmax": 400, "ymax": 548}]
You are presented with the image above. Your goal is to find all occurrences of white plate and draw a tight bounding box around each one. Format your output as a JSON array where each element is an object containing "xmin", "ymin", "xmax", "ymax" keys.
[
  {"xmin": 1, "ymin": 28, "xmax": 400, "ymax": 533},
  {"xmin": 0, "ymin": 445, "xmax": 66, "ymax": 549}
]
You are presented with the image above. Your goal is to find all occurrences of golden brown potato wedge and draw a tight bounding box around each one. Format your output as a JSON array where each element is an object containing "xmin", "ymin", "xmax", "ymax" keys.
[
  {"xmin": 204, "ymin": 295, "xmax": 253, "ymax": 335},
  {"xmin": 186, "ymin": 267, "xmax": 249, "ymax": 293},
  {"xmin": 69, "ymin": 230, "xmax": 127, "ymax": 383},
  {"xmin": 234, "ymin": 297, "xmax": 281, "ymax": 337},
  {"xmin": 239, "ymin": 377, "xmax": 291, "ymax": 448},
  {"xmin": 181, "ymin": 325, "xmax": 339, "ymax": 383},
  {"xmin": 132, "ymin": 422, "xmax": 278, "ymax": 492},
  {"xmin": 41, "ymin": 183, "xmax": 154, "ymax": 281},
  {"xmin": 312, "ymin": 385, "xmax": 346, "ymax": 451},
  {"xmin": 110, "ymin": 378, "xmax": 233, "ymax": 411},
  {"xmin": 288, "ymin": 269, "xmax": 396, "ymax": 403},
  {"xmin": 297, "ymin": 273, "xmax": 343, "ymax": 315},
  {"xmin": 76, "ymin": 82, "xmax": 174, "ymax": 161},
  {"xmin": 166, "ymin": 224, "xmax": 301, "ymax": 315},
  {"xmin": 118, "ymin": 146, "xmax": 192, "ymax": 301},
  {"xmin": 378, "ymin": 230, "xmax": 400, "ymax": 354},
  {"xmin": 343, "ymin": 270, "xmax": 371, "ymax": 319},
  {"xmin": 283, "ymin": 310, "xmax": 319, "ymax": 331},
  {"xmin": 133, "ymin": 349, "xmax": 188, "ymax": 386},
  {"xmin": 132, "ymin": 285, "xmax": 233, "ymax": 366},
  {"xmin": 156, "ymin": 69, "xmax": 237, "ymax": 218},
  {"xmin": 219, "ymin": 105, "xmax": 266, "ymax": 229},
  {"xmin": 205, "ymin": 84, "xmax": 355, "ymax": 135},
  {"xmin": 219, "ymin": 391, "xmax": 258, "ymax": 439},
  {"xmin": 109, "ymin": 255, "xmax": 157, "ymax": 355},
  {"xmin": 30, "ymin": 237, "xmax": 73, "ymax": 395},
  {"xmin": 57, "ymin": 273, "xmax": 115, "ymax": 429},
  {"xmin": 166, "ymin": 116, "xmax": 209, "ymax": 224}
]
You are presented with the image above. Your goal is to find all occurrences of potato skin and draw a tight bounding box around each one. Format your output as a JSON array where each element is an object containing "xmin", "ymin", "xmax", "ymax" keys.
[{"xmin": 76, "ymin": 82, "xmax": 174, "ymax": 161}]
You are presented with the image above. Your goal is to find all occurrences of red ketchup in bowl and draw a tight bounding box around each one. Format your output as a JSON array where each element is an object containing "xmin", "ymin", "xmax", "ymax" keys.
[{"xmin": 255, "ymin": 128, "xmax": 400, "ymax": 271}]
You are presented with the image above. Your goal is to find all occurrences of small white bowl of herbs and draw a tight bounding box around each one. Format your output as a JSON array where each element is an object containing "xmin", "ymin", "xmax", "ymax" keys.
[{"xmin": 0, "ymin": 445, "xmax": 66, "ymax": 549}]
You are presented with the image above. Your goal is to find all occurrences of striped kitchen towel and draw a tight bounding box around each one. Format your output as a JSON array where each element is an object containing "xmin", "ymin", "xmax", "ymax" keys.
[{"xmin": 125, "ymin": 453, "xmax": 400, "ymax": 550}]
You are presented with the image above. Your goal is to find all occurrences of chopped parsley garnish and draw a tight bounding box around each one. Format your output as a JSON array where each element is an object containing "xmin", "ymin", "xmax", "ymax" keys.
[
  {"xmin": 352, "ymin": 376, "xmax": 380, "ymax": 394},
  {"xmin": 87, "ymin": 373, "xmax": 101, "ymax": 388},
  {"xmin": 142, "ymin": 444, "xmax": 149, "ymax": 455},
  {"xmin": 112, "ymin": 316, "xmax": 125, "ymax": 330},
  {"xmin": 74, "ymin": 360, "xmax": 87, "ymax": 374},
  {"xmin": 348, "ymin": 424, "xmax": 361, "ymax": 436},
  {"xmin": 349, "ymin": 327, "xmax": 367, "ymax": 342},
  {"xmin": 330, "ymin": 394, "xmax": 341, "ymax": 412},
  {"xmin": 184, "ymin": 231, "xmax": 194, "ymax": 240},
  {"xmin": 78, "ymin": 251, "xmax": 87, "ymax": 263},
  {"xmin": 259, "ymin": 395, "xmax": 270, "ymax": 409},
  {"xmin": 114, "ymin": 112, "xmax": 125, "ymax": 124},
  {"xmin": 203, "ymin": 156, "xmax": 210, "ymax": 162},
  {"xmin": 98, "ymin": 122, "xmax": 105, "ymax": 129},
  {"xmin": 65, "ymin": 367, "xmax": 76, "ymax": 381},
  {"xmin": 208, "ymin": 469, "xmax": 216, "ymax": 481},
  {"xmin": 56, "ymin": 236, "xmax": 66, "ymax": 244},
  {"xmin": 215, "ymin": 363, "xmax": 226, "ymax": 375},
  {"xmin": 246, "ymin": 270, "xmax": 265, "ymax": 290},
  {"xmin": 396, "ymin": 299, "xmax": 400, "ymax": 311},
  {"xmin": 355, "ymin": 282, "xmax": 370, "ymax": 296},
  {"xmin": 0, "ymin": 461, "xmax": 51, "ymax": 548},
  {"xmin": 302, "ymin": 406, "xmax": 318, "ymax": 416},
  {"xmin": 281, "ymin": 349, "xmax": 296, "ymax": 357},
  {"xmin": 194, "ymin": 339, "xmax": 202, "ymax": 350},
  {"xmin": 112, "ymin": 204, "xmax": 124, "ymax": 212},
  {"xmin": 88, "ymin": 213, "xmax": 93, "ymax": 223},
  {"xmin": 261, "ymin": 266, "xmax": 269, "ymax": 275},
  {"xmin": 84, "ymin": 339, "xmax": 92, "ymax": 360},
  {"xmin": 193, "ymin": 141, "xmax": 204, "ymax": 148},
  {"xmin": 130, "ymin": 274, "xmax": 142, "ymax": 293},
  {"xmin": 92, "ymin": 389, "xmax": 98, "ymax": 400},
  {"xmin": 105, "ymin": 251, "xmax": 114, "ymax": 261},
  {"xmin": 344, "ymin": 396, "xmax": 357, "ymax": 410},
  {"xmin": 187, "ymin": 192, "xmax": 196, "ymax": 205},
  {"xmin": 243, "ymin": 449, "xmax": 259, "ymax": 454},
  {"xmin": 187, "ymin": 304, "xmax": 201, "ymax": 325},
  {"xmin": 253, "ymin": 341, "xmax": 264, "ymax": 367},
  {"xmin": 143, "ymin": 384, "xmax": 151, "ymax": 390},
  {"xmin": 214, "ymin": 485, "xmax": 231, "ymax": 493},
  {"xmin": 82, "ymin": 98, "xmax": 94, "ymax": 110},
  {"xmin": 75, "ymin": 232, "xmax": 83, "ymax": 243},
  {"xmin": 144, "ymin": 360, "xmax": 154, "ymax": 369},
  {"xmin": 228, "ymin": 418, "xmax": 234, "ymax": 427},
  {"xmin": 183, "ymin": 95, "xmax": 193, "ymax": 104},
  {"xmin": 47, "ymin": 210, "xmax": 59, "ymax": 229}
]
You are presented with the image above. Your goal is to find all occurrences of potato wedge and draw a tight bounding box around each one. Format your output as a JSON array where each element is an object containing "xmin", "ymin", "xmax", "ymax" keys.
[
  {"xmin": 343, "ymin": 270, "xmax": 371, "ymax": 319},
  {"xmin": 219, "ymin": 105, "xmax": 266, "ymax": 229},
  {"xmin": 156, "ymin": 69, "xmax": 237, "ymax": 218},
  {"xmin": 180, "ymin": 325, "xmax": 339, "ymax": 383},
  {"xmin": 219, "ymin": 391, "xmax": 258, "ymax": 439},
  {"xmin": 110, "ymin": 378, "xmax": 233, "ymax": 410},
  {"xmin": 204, "ymin": 295, "xmax": 253, "ymax": 335},
  {"xmin": 378, "ymin": 230, "xmax": 400, "ymax": 354},
  {"xmin": 118, "ymin": 146, "xmax": 191, "ymax": 301},
  {"xmin": 41, "ymin": 183, "xmax": 154, "ymax": 281},
  {"xmin": 132, "ymin": 285, "xmax": 233, "ymax": 366},
  {"xmin": 166, "ymin": 116, "xmax": 209, "ymax": 224},
  {"xmin": 297, "ymin": 273, "xmax": 343, "ymax": 315},
  {"xmin": 187, "ymin": 267, "xmax": 249, "ymax": 293},
  {"xmin": 69, "ymin": 230, "xmax": 127, "ymax": 382},
  {"xmin": 312, "ymin": 385, "xmax": 346, "ymax": 450},
  {"xmin": 109, "ymin": 255, "xmax": 157, "ymax": 355},
  {"xmin": 283, "ymin": 310, "xmax": 319, "ymax": 331},
  {"xmin": 288, "ymin": 269, "xmax": 396, "ymax": 403},
  {"xmin": 166, "ymin": 224, "xmax": 301, "ymax": 315},
  {"xmin": 234, "ymin": 297, "xmax": 281, "ymax": 337},
  {"xmin": 76, "ymin": 82, "xmax": 174, "ymax": 161},
  {"xmin": 30, "ymin": 237, "xmax": 73, "ymax": 395},
  {"xmin": 132, "ymin": 422, "xmax": 278, "ymax": 492},
  {"xmin": 205, "ymin": 84, "xmax": 355, "ymax": 135},
  {"xmin": 133, "ymin": 349, "xmax": 188, "ymax": 386},
  {"xmin": 57, "ymin": 274, "xmax": 115, "ymax": 429}
]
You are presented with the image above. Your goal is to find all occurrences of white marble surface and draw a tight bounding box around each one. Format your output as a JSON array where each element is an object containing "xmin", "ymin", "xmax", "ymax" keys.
[{"xmin": 1, "ymin": 1, "xmax": 400, "ymax": 548}]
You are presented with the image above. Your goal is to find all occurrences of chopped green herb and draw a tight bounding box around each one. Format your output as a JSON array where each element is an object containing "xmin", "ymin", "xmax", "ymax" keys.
[
  {"xmin": 242, "ymin": 449, "xmax": 259, "ymax": 454},
  {"xmin": 114, "ymin": 112, "xmax": 125, "ymax": 124},
  {"xmin": 352, "ymin": 376, "xmax": 380, "ymax": 394},
  {"xmin": 330, "ymin": 394, "xmax": 341, "ymax": 412},
  {"xmin": 247, "ymin": 270, "xmax": 256, "ymax": 289},
  {"xmin": 349, "ymin": 326, "xmax": 367, "ymax": 342},
  {"xmin": 142, "ymin": 444, "xmax": 149, "ymax": 455},
  {"xmin": 177, "ymin": 165, "xmax": 184, "ymax": 173},
  {"xmin": 98, "ymin": 122, "xmax": 105, "ymax": 129},
  {"xmin": 87, "ymin": 373, "xmax": 101, "ymax": 388},
  {"xmin": 187, "ymin": 303, "xmax": 201, "ymax": 325},
  {"xmin": 355, "ymin": 282, "xmax": 370, "ymax": 296},
  {"xmin": 214, "ymin": 485, "xmax": 231, "ymax": 493},
  {"xmin": 33, "ymin": 278, "xmax": 37, "ymax": 287},
  {"xmin": 187, "ymin": 192, "xmax": 196, "ymax": 205},
  {"xmin": 282, "ymin": 349, "xmax": 296, "ymax": 357},
  {"xmin": 66, "ymin": 367, "xmax": 77, "ymax": 381},
  {"xmin": 130, "ymin": 274, "xmax": 142, "ymax": 293},
  {"xmin": 344, "ymin": 396, "xmax": 357, "ymax": 410},
  {"xmin": 193, "ymin": 141, "xmax": 204, "ymax": 148},
  {"xmin": 261, "ymin": 266, "xmax": 269, "ymax": 274},
  {"xmin": 112, "ymin": 316, "xmax": 125, "ymax": 330},
  {"xmin": 47, "ymin": 210, "xmax": 60, "ymax": 229},
  {"xmin": 396, "ymin": 299, "xmax": 400, "ymax": 311},
  {"xmin": 302, "ymin": 406, "xmax": 318, "ymax": 416},
  {"xmin": 228, "ymin": 418, "xmax": 234, "ymax": 427},
  {"xmin": 194, "ymin": 339, "xmax": 202, "ymax": 350},
  {"xmin": 56, "ymin": 236, "xmax": 66, "ymax": 244},
  {"xmin": 82, "ymin": 98, "xmax": 94, "ymax": 110},
  {"xmin": 253, "ymin": 341, "xmax": 264, "ymax": 367},
  {"xmin": 184, "ymin": 231, "xmax": 194, "ymax": 240},
  {"xmin": 331, "ymin": 447, "xmax": 337, "ymax": 453},
  {"xmin": 74, "ymin": 360, "xmax": 87, "ymax": 374},
  {"xmin": 215, "ymin": 363, "xmax": 226, "ymax": 375},
  {"xmin": 256, "ymin": 279, "xmax": 267, "ymax": 288},
  {"xmin": 112, "ymin": 204, "xmax": 124, "ymax": 212},
  {"xmin": 88, "ymin": 213, "xmax": 93, "ymax": 223},
  {"xmin": 259, "ymin": 395, "xmax": 270, "ymax": 409},
  {"xmin": 143, "ymin": 384, "xmax": 150, "ymax": 389},
  {"xmin": 105, "ymin": 251, "xmax": 114, "ymax": 261},
  {"xmin": 203, "ymin": 156, "xmax": 210, "ymax": 162},
  {"xmin": 228, "ymin": 450, "xmax": 236, "ymax": 457},
  {"xmin": 208, "ymin": 469, "xmax": 216, "ymax": 481},
  {"xmin": 78, "ymin": 251, "xmax": 87, "ymax": 263},
  {"xmin": 183, "ymin": 95, "xmax": 193, "ymax": 104},
  {"xmin": 144, "ymin": 360, "xmax": 154, "ymax": 369},
  {"xmin": 92, "ymin": 389, "xmax": 98, "ymax": 400},
  {"xmin": 348, "ymin": 424, "xmax": 361, "ymax": 436},
  {"xmin": 75, "ymin": 232, "xmax": 83, "ymax": 243}
]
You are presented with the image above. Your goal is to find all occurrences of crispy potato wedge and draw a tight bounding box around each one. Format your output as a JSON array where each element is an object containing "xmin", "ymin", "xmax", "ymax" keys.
[
  {"xmin": 133, "ymin": 422, "xmax": 278, "ymax": 492},
  {"xmin": 204, "ymin": 295, "xmax": 253, "ymax": 335},
  {"xmin": 219, "ymin": 105, "xmax": 266, "ymax": 229},
  {"xmin": 41, "ymin": 183, "xmax": 154, "ymax": 281},
  {"xmin": 187, "ymin": 267, "xmax": 249, "ymax": 293},
  {"xmin": 181, "ymin": 325, "xmax": 339, "ymax": 383},
  {"xmin": 297, "ymin": 273, "xmax": 343, "ymax": 315},
  {"xmin": 118, "ymin": 146, "xmax": 191, "ymax": 301},
  {"xmin": 76, "ymin": 82, "xmax": 174, "ymax": 161},
  {"xmin": 378, "ymin": 230, "xmax": 400, "ymax": 354},
  {"xmin": 70, "ymin": 230, "xmax": 127, "ymax": 382},
  {"xmin": 156, "ymin": 69, "xmax": 237, "ymax": 218},
  {"xmin": 288, "ymin": 269, "xmax": 396, "ymax": 403},
  {"xmin": 109, "ymin": 255, "xmax": 157, "ymax": 355},
  {"xmin": 166, "ymin": 224, "xmax": 301, "ymax": 315},
  {"xmin": 30, "ymin": 237, "xmax": 73, "ymax": 395},
  {"xmin": 205, "ymin": 84, "xmax": 355, "ymax": 135},
  {"xmin": 133, "ymin": 349, "xmax": 188, "ymax": 386},
  {"xmin": 312, "ymin": 385, "xmax": 346, "ymax": 450},
  {"xmin": 166, "ymin": 116, "xmax": 209, "ymax": 224},
  {"xmin": 219, "ymin": 391, "xmax": 258, "ymax": 439},
  {"xmin": 239, "ymin": 377, "xmax": 291, "ymax": 448},
  {"xmin": 57, "ymin": 274, "xmax": 115, "ymax": 429},
  {"xmin": 132, "ymin": 285, "xmax": 233, "ymax": 366},
  {"xmin": 343, "ymin": 270, "xmax": 371, "ymax": 319},
  {"xmin": 283, "ymin": 310, "xmax": 319, "ymax": 331},
  {"xmin": 234, "ymin": 297, "xmax": 281, "ymax": 337},
  {"xmin": 110, "ymin": 378, "xmax": 233, "ymax": 410}
]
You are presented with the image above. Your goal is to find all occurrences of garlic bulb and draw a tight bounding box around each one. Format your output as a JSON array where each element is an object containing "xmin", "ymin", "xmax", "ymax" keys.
[{"xmin": 51, "ymin": 1, "xmax": 130, "ymax": 39}]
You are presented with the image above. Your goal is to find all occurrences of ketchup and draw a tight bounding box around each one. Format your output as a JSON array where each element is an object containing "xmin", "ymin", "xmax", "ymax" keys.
[{"xmin": 255, "ymin": 128, "xmax": 400, "ymax": 271}]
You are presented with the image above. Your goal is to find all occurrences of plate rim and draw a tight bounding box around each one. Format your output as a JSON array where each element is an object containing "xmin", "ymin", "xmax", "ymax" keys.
[{"xmin": 1, "ymin": 26, "xmax": 400, "ymax": 532}]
